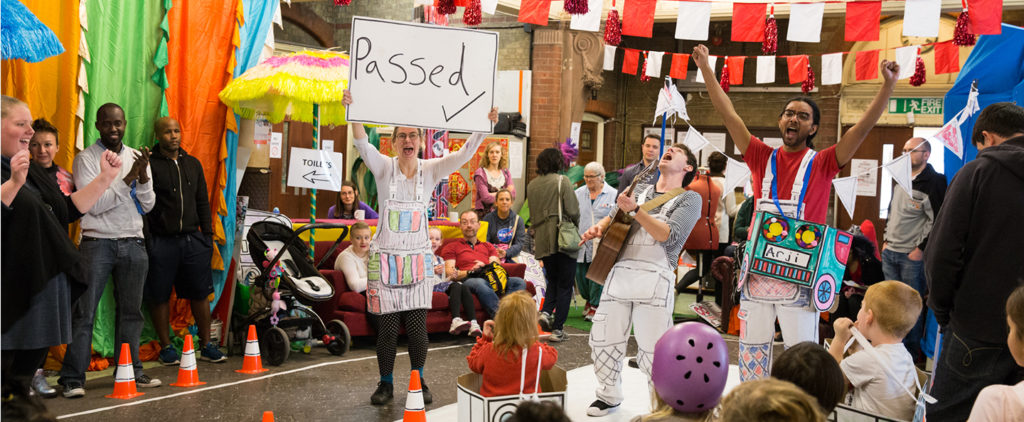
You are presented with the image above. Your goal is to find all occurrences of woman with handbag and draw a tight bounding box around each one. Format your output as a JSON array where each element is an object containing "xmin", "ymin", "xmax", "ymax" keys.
[
  {"xmin": 526, "ymin": 148, "xmax": 580, "ymax": 343},
  {"xmin": 482, "ymin": 189, "xmax": 527, "ymax": 263},
  {"xmin": 343, "ymin": 89, "xmax": 498, "ymax": 406}
]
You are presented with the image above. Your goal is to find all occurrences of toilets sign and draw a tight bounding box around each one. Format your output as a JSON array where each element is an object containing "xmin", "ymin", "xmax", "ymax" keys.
[
  {"xmin": 346, "ymin": 16, "xmax": 498, "ymax": 133},
  {"xmin": 286, "ymin": 147, "xmax": 344, "ymax": 192}
]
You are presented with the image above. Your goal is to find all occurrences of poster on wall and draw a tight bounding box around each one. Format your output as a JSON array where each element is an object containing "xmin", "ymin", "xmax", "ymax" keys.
[
  {"xmin": 644, "ymin": 126, "xmax": 675, "ymax": 144},
  {"xmin": 346, "ymin": 17, "xmax": 498, "ymax": 133}
]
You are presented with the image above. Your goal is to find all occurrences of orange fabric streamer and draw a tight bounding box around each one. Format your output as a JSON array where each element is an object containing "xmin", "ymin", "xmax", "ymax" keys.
[{"xmin": 0, "ymin": 0, "xmax": 80, "ymax": 171}]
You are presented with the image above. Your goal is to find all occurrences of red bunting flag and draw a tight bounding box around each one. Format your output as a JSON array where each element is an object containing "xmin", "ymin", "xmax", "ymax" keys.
[
  {"xmin": 622, "ymin": 0, "xmax": 657, "ymax": 38},
  {"xmin": 846, "ymin": 1, "xmax": 881, "ymax": 41},
  {"xmin": 787, "ymin": 55, "xmax": 809, "ymax": 84},
  {"xmin": 518, "ymin": 0, "xmax": 551, "ymax": 25},
  {"xmin": 727, "ymin": 56, "xmax": 745, "ymax": 85},
  {"xmin": 968, "ymin": 0, "xmax": 1002, "ymax": 35},
  {"xmin": 670, "ymin": 53, "xmax": 690, "ymax": 79},
  {"xmin": 732, "ymin": 3, "xmax": 766, "ymax": 42},
  {"xmin": 855, "ymin": 49, "xmax": 879, "ymax": 81},
  {"xmin": 934, "ymin": 41, "xmax": 961, "ymax": 74},
  {"xmin": 622, "ymin": 48, "xmax": 640, "ymax": 75}
]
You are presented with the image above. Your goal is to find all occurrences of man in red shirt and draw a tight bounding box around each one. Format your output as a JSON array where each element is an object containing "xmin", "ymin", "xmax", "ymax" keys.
[
  {"xmin": 441, "ymin": 210, "xmax": 526, "ymax": 318},
  {"xmin": 693, "ymin": 44, "xmax": 899, "ymax": 381}
]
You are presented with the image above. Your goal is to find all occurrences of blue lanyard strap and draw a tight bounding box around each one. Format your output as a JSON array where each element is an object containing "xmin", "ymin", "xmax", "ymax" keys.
[{"xmin": 769, "ymin": 149, "xmax": 815, "ymax": 220}]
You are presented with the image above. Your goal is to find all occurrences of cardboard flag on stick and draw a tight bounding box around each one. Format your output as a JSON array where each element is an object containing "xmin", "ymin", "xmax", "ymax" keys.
[
  {"xmin": 695, "ymin": 55, "xmax": 717, "ymax": 84},
  {"xmin": 723, "ymin": 157, "xmax": 751, "ymax": 199},
  {"xmin": 960, "ymin": 83, "xmax": 981, "ymax": 123},
  {"xmin": 654, "ymin": 77, "xmax": 689, "ymax": 124},
  {"xmin": 787, "ymin": 2, "xmax": 825, "ymax": 43},
  {"xmin": 855, "ymin": 49, "xmax": 879, "ymax": 80},
  {"xmin": 894, "ymin": 46, "xmax": 919, "ymax": 80},
  {"xmin": 928, "ymin": 118, "xmax": 964, "ymax": 159},
  {"xmin": 902, "ymin": 0, "xmax": 941, "ymax": 37},
  {"xmin": 846, "ymin": 1, "xmax": 881, "ymax": 41},
  {"xmin": 645, "ymin": 51, "xmax": 665, "ymax": 78},
  {"xmin": 681, "ymin": 126, "xmax": 709, "ymax": 154},
  {"xmin": 670, "ymin": 53, "xmax": 690, "ymax": 79},
  {"xmin": 756, "ymin": 56, "xmax": 776, "ymax": 84},
  {"xmin": 832, "ymin": 176, "xmax": 859, "ymax": 218},
  {"xmin": 603, "ymin": 45, "xmax": 617, "ymax": 71},
  {"xmin": 731, "ymin": 3, "xmax": 766, "ymax": 42},
  {"xmin": 821, "ymin": 53, "xmax": 843, "ymax": 85},
  {"xmin": 884, "ymin": 153, "xmax": 914, "ymax": 197},
  {"xmin": 676, "ymin": 1, "xmax": 711, "ymax": 40}
]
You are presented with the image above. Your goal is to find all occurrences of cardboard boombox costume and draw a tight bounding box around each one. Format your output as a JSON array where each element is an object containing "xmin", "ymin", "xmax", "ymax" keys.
[{"xmin": 738, "ymin": 211, "xmax": 853, "ymax": 312}]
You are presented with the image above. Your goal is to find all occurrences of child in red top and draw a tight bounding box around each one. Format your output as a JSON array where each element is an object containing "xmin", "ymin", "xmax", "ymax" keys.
[{"xmin": 466, "ymin": 291, "xmax": 558, "ymax": 397}]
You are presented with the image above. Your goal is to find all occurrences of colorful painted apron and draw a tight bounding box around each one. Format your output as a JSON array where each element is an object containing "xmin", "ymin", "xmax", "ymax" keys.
[{"xmin": 366, "ymin": 158, "xmax": 437, "ymax": 314}]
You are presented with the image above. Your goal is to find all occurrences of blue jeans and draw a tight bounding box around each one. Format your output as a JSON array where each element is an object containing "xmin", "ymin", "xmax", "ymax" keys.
[
  {"xmin": 60, "ymin": 238, "xmax": 149, "ymax": 384},
  {"xmin": 881, "ymin": 248, "xmax": 927, "ymax": 355},
  {"xmin": 464, "ymin": 276, "xmax": 526, "ymax": 318},
  {"xmin": 927, "ymin": 328, "xmax": 1024, "ymax": 421}
]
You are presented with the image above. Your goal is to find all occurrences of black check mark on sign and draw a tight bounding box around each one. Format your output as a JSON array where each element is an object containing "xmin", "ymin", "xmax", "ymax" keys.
[{"xmin": 442, "ymin": 91, "xmax": 487, "ymax": 122}]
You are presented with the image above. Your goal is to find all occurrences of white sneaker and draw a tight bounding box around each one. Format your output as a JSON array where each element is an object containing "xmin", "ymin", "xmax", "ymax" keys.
[
  {"xmin": 468, "ymin": 320, "xmax": 482, "ymax": 337},
  {"xmin": 449, "ymin": 317, "xmax": 470, "ymax": 335}
]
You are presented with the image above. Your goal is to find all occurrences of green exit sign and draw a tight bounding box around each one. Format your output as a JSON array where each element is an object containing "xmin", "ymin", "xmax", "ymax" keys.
[{"xmin": 889, "ymin": 98, "xmax": 944, "ymax": 114}]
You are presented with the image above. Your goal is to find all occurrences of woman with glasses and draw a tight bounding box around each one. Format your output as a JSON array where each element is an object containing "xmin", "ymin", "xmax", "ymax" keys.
[{"xmin": 574, "ymin": 162, "xmax": 617, "ymax": 321}]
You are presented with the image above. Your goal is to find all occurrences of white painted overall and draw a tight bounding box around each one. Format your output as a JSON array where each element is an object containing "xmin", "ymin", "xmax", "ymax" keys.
[
  {"xmin": 590, "ymin": 185, "xmax": 683, "ymax": 406},
  {"xmin": 738, "ymin": 148, "xmax": 819, "ymax": 381},
  {"xmin": 366, "ymin": 157, "xmax": 437, "ymax": 314}
]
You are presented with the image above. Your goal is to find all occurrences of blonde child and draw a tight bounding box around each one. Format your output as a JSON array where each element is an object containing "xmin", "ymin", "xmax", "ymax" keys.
[
  {"xmin": 828, "ymin": 280, "xmax": 922, "ymax": 421},
  {"xmin": 334, "ymin": 222, "xmax": 372, "ymax": 293},
  {"xmin": 719, "ymin": 378, "xmax": 824, "ymax": 422},
  {"xmin": 467, "ymin": 291, "xmax": 558, "ymax": 397},
  {"xmin": 968, "ymin": 284, "xmax": 1024, "ymax": 421},
  {"xmin": 430, "ymin": 227, "xmax": 480, "ymax": 336}
]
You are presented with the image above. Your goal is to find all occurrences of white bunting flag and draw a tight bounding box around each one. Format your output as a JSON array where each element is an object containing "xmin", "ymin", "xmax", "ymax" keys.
[
  {"xmin": 884, "ymin": 153, "xmax": 914, "ymax": 197},
  {"xmin": 903, "ymin": 0, "xmax": 941, "ymax": 37},
  {"xmin": 645, "ymin": 51, "xmax": 665, "ymax": 78},
  {"xmin": 723, "ymin": 157, "xmax": 751, "ymax": 199},
  {"xmin": 821, "ymin": 53, "xmax": 843, "ymax": 85},
  {"xmin": 928, "ymin": 118, "xmax": 964, "ymax": 159},
  {"xmin": 570, "ymin": 0, "xmax": 603, "ymax": 31},
  {"xmin": 832, "ymin": 176, "xmax": 859, "ymax": 218},
  {"xmin": 894, "ymin": 46, "xmax": 919, "ymax": 80},
  {"xmin": 682, "ymin": 126, "xmax": 709, "ymax": 154},
  {"xmin": 756, "ymin": 56, "xmax": 776, "ymax": 84},
  {"xmin": 695, "ymin": 55, "xmax": 717, "ymax": 84},
  {"xmin": 675, "ymin": 1, "xmax": 711, "ymax": 40},
  {"xmin": 603, "ymin": 45, "xmax": 617, "ymax": 71},
  {"xmin": 959, "ymin": 84, "xmax": 981, "ymax": 124},
  {"xmin": 787, "ymin": 2, "xmax": 825, "ymax": 43},
  {"xmin": 481, "ymin": 0, "xmax": 498, "ymax": 14}
]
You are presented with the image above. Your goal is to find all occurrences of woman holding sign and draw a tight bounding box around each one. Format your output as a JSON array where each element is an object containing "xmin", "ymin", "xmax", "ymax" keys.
[{"xmin": 343, "ymin": 89, "xmax": 497, "ymax": 406}]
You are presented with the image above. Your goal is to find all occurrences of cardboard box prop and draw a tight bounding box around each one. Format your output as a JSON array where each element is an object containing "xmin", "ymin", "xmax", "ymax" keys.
[
  {"xmin": 739, "ymin": 211, "xmax": 852, "ymax": 312},
  {"xmin": 456, "ymin": 366, "xmax": 568, "ymax": 422}
]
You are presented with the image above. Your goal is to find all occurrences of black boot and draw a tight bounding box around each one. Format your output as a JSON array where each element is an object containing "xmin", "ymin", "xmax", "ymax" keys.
[
  {"xmin": 370, "ymin": 381, "xmax": 393, "ymax": 405},
  {"xmin": 421, "ymin": 379, "xmax": 432, "ymax": 405}
]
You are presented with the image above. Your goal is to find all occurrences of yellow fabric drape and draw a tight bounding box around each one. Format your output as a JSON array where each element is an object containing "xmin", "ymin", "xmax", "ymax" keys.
[{"xmin": 1, "ymin": 0, "xmax": 80, "ymax": 171}]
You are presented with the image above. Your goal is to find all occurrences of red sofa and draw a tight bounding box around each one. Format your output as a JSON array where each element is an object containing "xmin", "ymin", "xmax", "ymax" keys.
[{"xmin": 312, "ymin": 240, "xmax": 529, "ymax": 337}]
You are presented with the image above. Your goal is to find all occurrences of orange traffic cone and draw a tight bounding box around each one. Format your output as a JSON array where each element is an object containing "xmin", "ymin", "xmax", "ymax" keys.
[
  {"xmin": 403, "ymin": 370, "xmax": 426, "ymax": 422},
  {"xmin": 236, "ymin": 325, "xmax": 269, "ymax": 374},
  {"xmin": 170, "ymin": 335, "xmax": 206, "ymax": 387},
  {"xmin": 261, "ymin": 411, "xmax": 274, "ymax": 422},
  {"xmin": 106, "ymin": 343, "xmax": 145, "ymax": 399}
]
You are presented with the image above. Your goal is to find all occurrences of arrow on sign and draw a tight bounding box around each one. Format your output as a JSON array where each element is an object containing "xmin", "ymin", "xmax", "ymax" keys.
[
  {"xmin": 442, "ymin": 90, "xmax": 487, "ymax": 122},
  {"xmin": 303, "ymin": 170, "xmax": 330, "ymax": 184}
]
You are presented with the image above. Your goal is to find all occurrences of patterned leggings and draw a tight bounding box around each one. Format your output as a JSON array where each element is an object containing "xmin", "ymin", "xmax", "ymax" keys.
[{"xmin": 374, "ymin": 309, "xmax": 428, "ymax": 378}]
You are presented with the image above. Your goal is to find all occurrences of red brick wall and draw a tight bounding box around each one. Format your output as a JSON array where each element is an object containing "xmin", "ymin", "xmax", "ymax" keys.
[{"xmin": 527, "ymin": 39, "xmax": 563, "ymax": 182}]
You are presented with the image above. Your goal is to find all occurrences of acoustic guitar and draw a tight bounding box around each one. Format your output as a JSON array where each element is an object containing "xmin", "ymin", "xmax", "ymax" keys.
[{"xmin": 585, "ymin": 159, "xmax": 660, "ymax": 285}]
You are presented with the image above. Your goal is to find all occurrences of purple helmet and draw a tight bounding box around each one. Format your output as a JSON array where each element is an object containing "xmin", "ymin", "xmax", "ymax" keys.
[{"xmin": 651, "ymin": 322, "xmax": 729, "ymax": 413}]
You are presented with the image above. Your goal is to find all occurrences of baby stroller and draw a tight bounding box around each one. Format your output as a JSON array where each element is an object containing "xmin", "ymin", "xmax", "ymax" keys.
[{"xmin": 245, "ymin": 220, "xmax": 351, "ymax": 365}]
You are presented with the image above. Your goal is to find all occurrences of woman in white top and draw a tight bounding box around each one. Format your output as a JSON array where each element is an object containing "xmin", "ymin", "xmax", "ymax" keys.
[
  {"xmin": 334, "ymin": 222, "xmax": 372, "ymax": 293},
  {"xmin": 343, "ymin": 89, "xmax": 497, "ymax": 406}
]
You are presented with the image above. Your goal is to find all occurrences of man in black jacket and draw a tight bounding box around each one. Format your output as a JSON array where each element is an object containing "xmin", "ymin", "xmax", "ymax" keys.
[
  {"xmin": 145, "ymin": 117, "xmax": 226, "ymax": 365},
  {"xmin": 925, "ymin": 102, "xmax": 1024, "ymax": 420}
]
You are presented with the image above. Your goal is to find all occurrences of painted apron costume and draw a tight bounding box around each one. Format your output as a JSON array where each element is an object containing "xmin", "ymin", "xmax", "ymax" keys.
[
  {"xmin": 739, "ymin": 147, "xmax": 820, "ymax": 381},
  {"xmin": 590, "ymin": 185, "xmax": 701, "ymax": 406}
]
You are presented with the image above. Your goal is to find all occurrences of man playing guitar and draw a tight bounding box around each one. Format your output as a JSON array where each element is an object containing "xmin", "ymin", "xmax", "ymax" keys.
[{"xmin": 579, "ymin": 143, "xmax": 703, "ymax": 417}]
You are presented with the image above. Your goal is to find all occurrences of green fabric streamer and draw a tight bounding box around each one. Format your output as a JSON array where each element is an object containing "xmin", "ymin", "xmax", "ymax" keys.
[
  {"xmin": 151, "ymin": 0, "xmax": 171, "ymax": 117},
  {"xmin": 83, "ymin": 0, "xmax": 166, "ymax": 357}
]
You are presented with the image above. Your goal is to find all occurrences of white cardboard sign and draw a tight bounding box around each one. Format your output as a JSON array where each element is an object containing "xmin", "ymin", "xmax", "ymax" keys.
[
  {"xmin": 347, "ymin": 17, "xmax": 498, "ymax": 133},
  {"xmin": 286, "ymin": 147, "xmax": 344, "ymax": 191}
]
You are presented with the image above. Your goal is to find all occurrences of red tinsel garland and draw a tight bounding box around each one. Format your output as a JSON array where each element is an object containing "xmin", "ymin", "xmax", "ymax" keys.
[
  {"xmin": 640, "ymin": 53, "xmax": 651, "ymax": 82},
  {"xmin": 604, "ymin": 10, "xmax": 622, "ymax": 46},
  {"xmin": 334, "ymin": 0, "xmax": 351, "ymax": 5},
  {"xmin": 910, "ymin": 56, "xmax": 927, "ymax": 86},
  {"xmin": 763, "ymin": 7, "xmax": 777, "ymax": 55},
  {"xmin": 565, "ymin": 0, "xmax": 589, "ymax": 15},
  {"xmin": 720, "ymin": 61, "xmax": 731, "ymax": 93},
  {"xmin": 463, "ymin": 0, "xmax": 482, "ymax": 25},
  {"xmin": 954, "ymin": 9, "xmax": 976, "ymax": 46},
  {"xmin": 801, "ymin": 64, "xmax": 815, "ymax": 94},
  {"xmin": 437, "ymin": 0, "xmax": 456, "ymax": 15}
]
